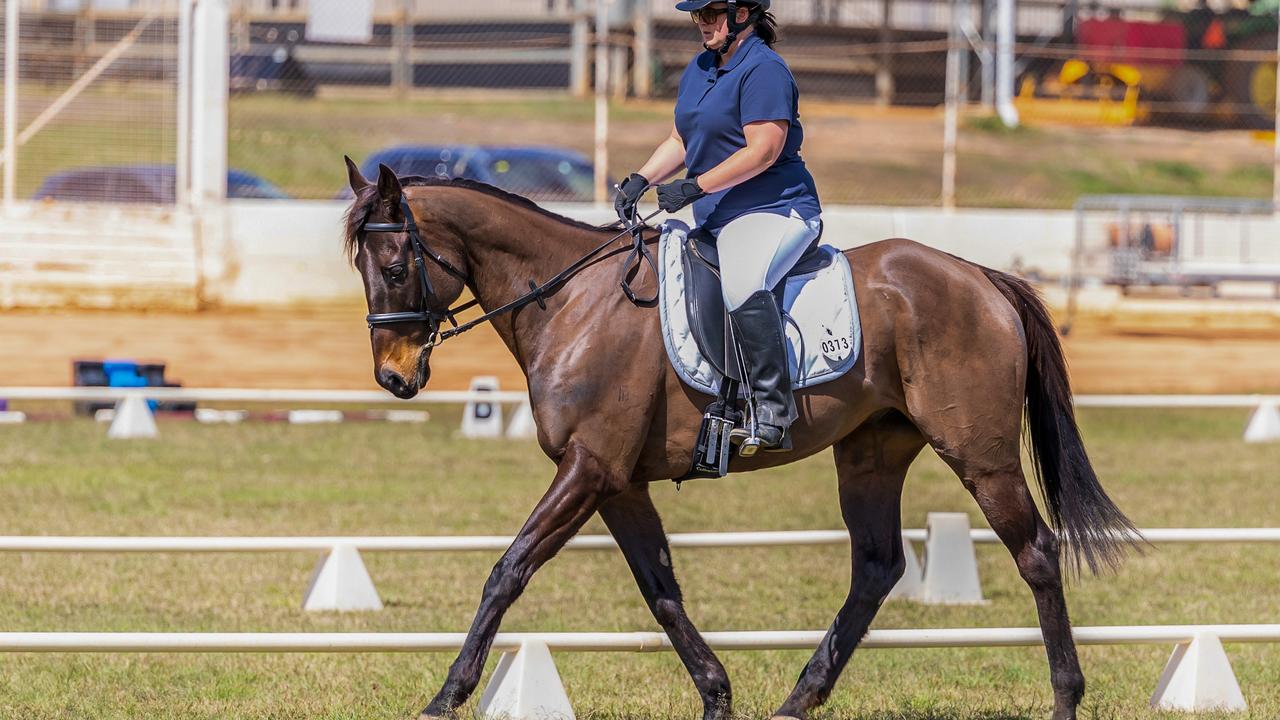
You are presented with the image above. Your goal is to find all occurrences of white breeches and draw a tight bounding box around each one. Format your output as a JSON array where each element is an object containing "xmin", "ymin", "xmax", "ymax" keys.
[{"xmin": 714, "ymin": 210, "xmax": 823, "ymax": 311}]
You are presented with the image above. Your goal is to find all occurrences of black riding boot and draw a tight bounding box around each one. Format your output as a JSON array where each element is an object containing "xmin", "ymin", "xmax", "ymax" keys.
[{"xmin": 728, "ymin": 289, "xmax": 797, "ymax": 455}]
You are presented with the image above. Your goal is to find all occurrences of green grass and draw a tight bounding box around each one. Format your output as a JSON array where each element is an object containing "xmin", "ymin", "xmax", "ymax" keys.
[
  {"xmin": 13, "ymin": 82, "xmax": 1273, "ymax": 208},
  {"xmin": 0, "ymin": 407, "xmax": 1278, "ymax": 718}
]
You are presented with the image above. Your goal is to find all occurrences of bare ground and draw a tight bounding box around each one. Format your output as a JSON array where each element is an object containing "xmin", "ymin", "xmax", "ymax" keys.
[{"xmin": 2, "ymin": 303, "xmax": 1277, "ymax": 394}]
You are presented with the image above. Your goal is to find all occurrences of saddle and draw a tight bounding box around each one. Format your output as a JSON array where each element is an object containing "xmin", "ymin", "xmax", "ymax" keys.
[
  {"xmin": 681, "ymin": 226, "xmax": 832, "ymax": 383},
  {"xmin": 659, "ymin": 222, "xmax": 860, "ymax": 482}
]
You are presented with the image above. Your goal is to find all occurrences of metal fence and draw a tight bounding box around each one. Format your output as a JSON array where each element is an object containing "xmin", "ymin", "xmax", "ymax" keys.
[
  {"xmin": 3, "ymin": 0, "xmax": 1277, "ymax": 209},
  {"xmin": 4, "ymin": 0, "xmax": 182, "ymax": 204}
]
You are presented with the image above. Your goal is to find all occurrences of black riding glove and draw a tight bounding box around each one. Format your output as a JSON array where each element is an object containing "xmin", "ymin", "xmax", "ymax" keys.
[
  {"xmin": 613, "ymin": 172, "xmax": 649, "ymax": 224},
  {"xmin": 655, "ymin": 177, "xmax": 706, "ymax": 213}
]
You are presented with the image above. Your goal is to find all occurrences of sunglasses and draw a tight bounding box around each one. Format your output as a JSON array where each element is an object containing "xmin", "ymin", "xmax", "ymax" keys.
[{"xmin": 689, "ymin": 6, "xmax": 729, "ymax": 23}]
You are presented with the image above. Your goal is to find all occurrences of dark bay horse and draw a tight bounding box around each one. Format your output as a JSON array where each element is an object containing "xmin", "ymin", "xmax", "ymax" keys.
[{"xmin": 342, "ymin": 159, "xmax": 1136, "ymax": 720}]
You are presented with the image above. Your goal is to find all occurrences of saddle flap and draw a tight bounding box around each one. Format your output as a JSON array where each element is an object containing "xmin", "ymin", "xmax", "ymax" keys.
[{"xmin": 681, "ymin": 234, "xmax": 735, "ymax": 380}]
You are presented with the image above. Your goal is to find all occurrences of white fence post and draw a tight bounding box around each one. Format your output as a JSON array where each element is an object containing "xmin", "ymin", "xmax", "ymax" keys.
[
  {"xmin": 1150, "ymin": 633, "xmax": 1247, "ymax": 712},
  {"xmin": 107, "ymin": 396, "xmax": 158, "ymax": 440},
  {"xmin": 887, "ymin": 533, "xmax": 924, "ymax": 601},
  {"xmin": 302, "ymin": 545, "xmax": 383, "ymax": 612},
  {"xmin": 921, "ymin": 513, "xmax": 985, "ymax": 604},
  {"xmin": 190, "ymin": 0, "xmax": 230, "ymax": 306},
  {"xmin": 1243, "ymin": 400, "xmax": 1280, "ymax": 443},
  {"xmin": 506, "ymin": 399, "xmax": 537, "ymax": 440},
  {"xmin": 479, "ymin": 639, "xmax": 576, "ymax": 720}
]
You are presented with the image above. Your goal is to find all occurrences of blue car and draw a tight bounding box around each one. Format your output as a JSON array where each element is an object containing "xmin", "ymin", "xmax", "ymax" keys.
[
  {"xmin": 346, "ymin": 145, "xmax": 599, "ymax": 203},
  {"xmin": 34, "ymin": 165, "xmax": 290, "ymax": 203}
]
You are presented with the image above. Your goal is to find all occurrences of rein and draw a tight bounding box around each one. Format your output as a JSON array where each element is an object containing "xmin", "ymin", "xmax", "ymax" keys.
[{"xmin": 362, "ymin": 198, "xmax": 662, "ymax": 346}]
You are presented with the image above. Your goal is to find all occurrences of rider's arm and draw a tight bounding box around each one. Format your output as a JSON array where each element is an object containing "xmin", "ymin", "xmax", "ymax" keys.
[
  {"xmin": 636, "ymin": 125, "xmax": 688, "ymax": 184},
  {"xmin": 693, "ymin": 119, "xmax": 787, "ymax": 194}
]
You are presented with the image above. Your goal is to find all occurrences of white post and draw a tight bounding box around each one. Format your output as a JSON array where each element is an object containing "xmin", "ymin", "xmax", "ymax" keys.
[
  {"xmin": 570, "ymin": 0, "xmax": 589, "ymax": 97},
  {"xmin": 176, "ymin": 0, "xmax": 193, "ymax": 207},
  {"xmin": 302, "ymin": 545, "xmax": 384, "ymax": 612},
  {"xmin": 593, "ymin": 0, "xmax": 611, "ymax": 205},
  {"xmin": 3, "ymin": 0, "xmax": 18, "ymax": 210},
  {"xmin": 632, "ymin": 0, "xmax": 652, "ymax": 99},
  {"xmin": 1149, "ymin": 633, "xmax": 1247, "ymax": 711},
  {"xmin": 190, "ymin": 0, "xmax": 230, "ymax": 306},
  {"xmin": 1273, "ymin": 24, "xmax": 1279, "ymax": 208},
  {"xmin": 994, "ymin": 0, "xmax": 1018, "ymax": 128},
  {"xmin": 478, "ymin": 640, "xmax": 576, "ymax": 720},
  {"xmin": 942, "ymin": 0, "xmax": 960, "ymax": 210}
]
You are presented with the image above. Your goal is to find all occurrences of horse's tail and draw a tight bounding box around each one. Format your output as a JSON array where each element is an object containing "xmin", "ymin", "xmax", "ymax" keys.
[{"xmin": 980, "ymin": 266, "xmax": 1140, "ymax": 575}]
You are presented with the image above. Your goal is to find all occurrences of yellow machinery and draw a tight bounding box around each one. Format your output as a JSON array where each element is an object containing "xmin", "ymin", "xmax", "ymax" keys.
[{"xmin": 1014, "ymin": 59, "xmax": 1146, "ymax": 126}]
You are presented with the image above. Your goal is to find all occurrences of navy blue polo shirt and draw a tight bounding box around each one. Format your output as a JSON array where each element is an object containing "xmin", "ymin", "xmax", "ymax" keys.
[{"xmin": 674, "ymin": 33, "xmax": 821, "ymax": 235}]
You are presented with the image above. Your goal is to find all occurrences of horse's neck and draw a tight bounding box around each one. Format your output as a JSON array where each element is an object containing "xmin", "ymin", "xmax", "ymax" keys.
[{"xmin": 452, "ymin": 194, "xmax": 616, "ymax": 355}]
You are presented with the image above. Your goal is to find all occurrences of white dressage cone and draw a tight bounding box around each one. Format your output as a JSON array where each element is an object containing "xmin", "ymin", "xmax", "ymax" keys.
[
  {"xmin": 1150, "ymin": 633, "xmax": 1247, "ymax": 712},
  {"xmin": 921, "ymin": 512, "xmax": 985, "ymax": 604},
  {"xmin": 107, "ymin": 395, "xmax": 157, "ymax": 439},
  {"xmin": 1243, "ymin": 400, "xmax": 1280, "ymax": 443},
  {"xmin": 461, "ymin": 376, "xmax": 504, "ymax": 438},
  {"xmin": 0, "ymin": 411, "xmax": 27, "ymax": 424},
  {"xmin": 302, "ymin": 545, "xmax": 383, "ymax": 612},
  {"xmin": 506, "ymin": 399, "xmax": 537, "ymax": 439},
  {"xmin": 886, "ymin": 533, "xmax": 924, "ymax": 601},
  {"xmin": 479, "ymin": 640, "xmax": 575, "ymax": 720}
]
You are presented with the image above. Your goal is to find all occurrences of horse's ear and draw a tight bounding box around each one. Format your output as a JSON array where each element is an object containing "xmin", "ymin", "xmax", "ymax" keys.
[
  {"xmin": 376, "ymin": 163, "xmax": 403, "ymax": 220},
  {"xmin": 345, "ymin": 155, "xmax": 370, "ymax": 194}
]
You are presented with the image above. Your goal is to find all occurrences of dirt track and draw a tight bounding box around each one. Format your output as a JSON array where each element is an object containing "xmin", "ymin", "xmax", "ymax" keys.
[{"xmin": 2, "ymin": 304, "xmax": 1278, "ymax": 394}]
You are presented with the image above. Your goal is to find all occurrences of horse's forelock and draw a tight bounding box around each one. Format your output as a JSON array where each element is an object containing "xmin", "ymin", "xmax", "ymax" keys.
[{"xmin": 342, "ymin": 184, "xmax": 381, "ymax": 265}]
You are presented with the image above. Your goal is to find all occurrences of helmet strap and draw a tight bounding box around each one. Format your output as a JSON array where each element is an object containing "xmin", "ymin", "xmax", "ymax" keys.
[{"xmin": 709, "ymin": 1, "xmax": 760, "ymax": 57}]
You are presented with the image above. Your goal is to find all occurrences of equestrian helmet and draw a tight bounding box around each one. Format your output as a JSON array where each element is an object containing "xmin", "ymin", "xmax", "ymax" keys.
[{"xmin": 675, "ymin": 0, "xmax": 771, "ymax": 11}]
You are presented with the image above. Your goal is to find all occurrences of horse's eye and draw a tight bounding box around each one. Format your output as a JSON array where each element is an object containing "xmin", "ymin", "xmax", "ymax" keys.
[{"xmin": 385, "ymin": 264, "xmax": 407, "ymax": 282}]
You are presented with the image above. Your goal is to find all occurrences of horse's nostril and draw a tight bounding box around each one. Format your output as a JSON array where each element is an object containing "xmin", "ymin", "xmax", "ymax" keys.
[{"xmin": 379, "ymin": 368, "xmax": 408, "ymax": 394}]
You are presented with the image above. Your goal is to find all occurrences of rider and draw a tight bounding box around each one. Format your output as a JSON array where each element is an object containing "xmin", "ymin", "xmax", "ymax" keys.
[{"xmin": 615, "ymin": 0, "xmax": 821, "ymax": 452}]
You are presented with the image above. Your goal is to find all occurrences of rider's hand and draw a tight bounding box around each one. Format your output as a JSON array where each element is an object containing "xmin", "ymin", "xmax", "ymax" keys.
[
  {"xmin": 655, "ymin": 177, "xmax": 706, "ymax": 213},
  {"xmin": 613, "ymin": 172, "xmax": 649, "ymax": 224}
]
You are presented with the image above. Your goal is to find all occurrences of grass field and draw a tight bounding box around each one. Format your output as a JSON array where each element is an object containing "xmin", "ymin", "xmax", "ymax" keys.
[
  {"xmin": 1, "ymin": 406, "xmax": 1278, "ymax": 719},
  {"xmin": 13, "ymin": 85, "xmax": 1273, "ymax": 207}
]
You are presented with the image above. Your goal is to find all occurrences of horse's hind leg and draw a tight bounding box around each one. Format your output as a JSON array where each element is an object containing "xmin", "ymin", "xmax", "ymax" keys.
[
  {"xmin": 912, "ymin": 400, "xmax": 1084, "ymax": 718},
  {"xmin": 772, "ymin": 411, "xmax": 926, "ymax": 719},
  {"xmin": 599, "ymin": 486, "xmax": 732, "ymax": 720},
  {"xmin": 943, "ymin": 458, "xmax": 1084, "ymax": 720}
]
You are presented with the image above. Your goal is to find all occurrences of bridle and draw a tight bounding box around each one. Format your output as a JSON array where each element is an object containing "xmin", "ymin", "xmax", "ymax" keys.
[
  {"xmin": 361, "ymin": 198, "xmax": 475, "ymax": 346},
  {"xmin": 359, "ymin": 194, "xmax": 662, "ymax": 347}
]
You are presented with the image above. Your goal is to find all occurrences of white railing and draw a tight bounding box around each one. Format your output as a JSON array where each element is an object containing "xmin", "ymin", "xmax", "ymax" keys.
[
  {"xmin": 3, "ymin": 527, "xmax": 1279, "ymax": 553},
  {"xmin": 0, "ymin": 625, "xmax": 1269, "ymax": 713}
]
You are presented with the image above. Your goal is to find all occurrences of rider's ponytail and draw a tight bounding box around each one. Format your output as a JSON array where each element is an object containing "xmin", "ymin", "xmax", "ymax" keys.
[{"xmin": 752, "ymin": 10, "xmax": 779, "ymax": 47}]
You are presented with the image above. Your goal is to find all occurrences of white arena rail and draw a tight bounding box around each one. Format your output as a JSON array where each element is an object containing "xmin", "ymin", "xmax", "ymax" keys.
[
  {"xmin": 3, "ymin": 518, "xmax": 1277, "ymax": 611},
  {"xmin": 2, "ymin": 387, "xmax": 1277, "ymax": 440},
  {"xmin": 0, "ymin": 625, "xmax": 1273, "ymax": 714}
]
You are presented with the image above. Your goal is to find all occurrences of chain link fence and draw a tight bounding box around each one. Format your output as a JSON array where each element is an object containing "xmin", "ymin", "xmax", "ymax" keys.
[
  {"xmin": 5, "ymin": 0, "xmax": 181, "ymax": 204},
  {"xmin": 2, "ymin": 0, "xmax": 1275, "ymax": 208}
]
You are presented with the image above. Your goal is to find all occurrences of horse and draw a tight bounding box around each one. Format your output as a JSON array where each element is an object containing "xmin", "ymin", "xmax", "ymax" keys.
[{"xmin": 342, "ymin": 158, "xmax": 1137, "ymax": 720}]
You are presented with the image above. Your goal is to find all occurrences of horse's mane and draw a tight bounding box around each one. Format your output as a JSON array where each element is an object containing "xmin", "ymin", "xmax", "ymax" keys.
[{"xmin": 343, "ymin": 175, "xmax": 612, "ymax": 262}]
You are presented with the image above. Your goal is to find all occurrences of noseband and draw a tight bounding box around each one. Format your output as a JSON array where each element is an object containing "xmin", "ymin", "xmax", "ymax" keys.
[
  {"xmin": 360, "ymin": 198, "xmax": 475, "ymax": 345},
  {"xmin": 359, "ymin": 193, "xmax": 663, "ymax": 348}
]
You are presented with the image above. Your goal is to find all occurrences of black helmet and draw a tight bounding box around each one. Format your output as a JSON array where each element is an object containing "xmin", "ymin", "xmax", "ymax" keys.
[
  {"xmin": 676, "ymin": 0, "xmax": 768, "ymax": 55},
  {"xmin": 675, "ymin": 0, "xmax": 769, "ymax": 8}
]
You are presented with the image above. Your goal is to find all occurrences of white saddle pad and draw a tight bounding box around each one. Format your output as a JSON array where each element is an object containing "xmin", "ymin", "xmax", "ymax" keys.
[{"xmin": 658, "ymin": 220, "xmax": 862, "ymax": 396}]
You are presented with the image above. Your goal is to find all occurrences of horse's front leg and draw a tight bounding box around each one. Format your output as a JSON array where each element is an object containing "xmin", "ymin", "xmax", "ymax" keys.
[{"xmin": 420, "ymin": 440, "xmax": 625, "ymax": 718}]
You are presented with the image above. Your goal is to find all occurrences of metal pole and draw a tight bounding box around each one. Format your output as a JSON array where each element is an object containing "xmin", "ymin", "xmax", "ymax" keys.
[
  {"xmin": 4, "ymin": 0, "xmax": 19, "ymax": 209},
  {"xmin": 632, "ymin": 0, "xmax": 652, "ymax": 99},
  {"xmin": 392, "ymin": 0, "xmax": 413, "ymax": 99},
  {"xmin": 979, "ymin": 0, "xmax": 994, "ymax": 109},
  {"xmin": 1273, "ymin": 24, "xmax": 1279, "ymax": 208},
  {"xmin": 570, "ymin": 0, "xmax": 590, "ymax": 97},
  {"xmin": 876, "ymin": 0, "xmax": 895, "ymax": 107},
  {"xmin": 994, "ymin": 0, "xmax": 1018, "ymax": 127},
  {"xmin": 177, "ymin": 0, "xmax": 192, "ymax": 208},
  {"xmin": 594, "ymin": 0, "xmax": 610, "ymax": 205},
  {"xmin": 942, "ymin": 0, "xmax": 960, "ymax": 210}
]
